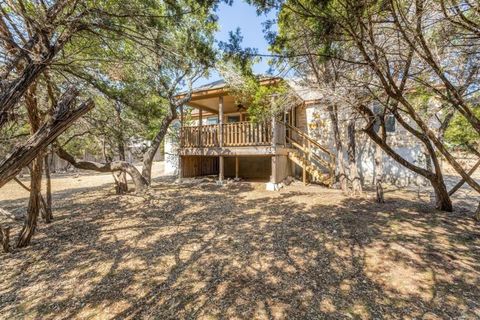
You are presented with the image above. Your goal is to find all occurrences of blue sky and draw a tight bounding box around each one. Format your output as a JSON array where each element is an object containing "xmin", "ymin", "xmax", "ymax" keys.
[{"xmin": 196, "ymin": 1, "xmax": 277, "ymax": 86}]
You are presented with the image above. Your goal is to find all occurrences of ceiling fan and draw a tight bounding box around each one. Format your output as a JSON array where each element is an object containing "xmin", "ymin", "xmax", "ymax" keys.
[{"xmin": 236, "ymin": 104, "xmax": 247, "ymax": 112}]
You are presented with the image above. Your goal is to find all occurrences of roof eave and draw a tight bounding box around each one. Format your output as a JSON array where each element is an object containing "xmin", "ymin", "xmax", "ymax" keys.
[{"xmin": 175, "ymin": 77, "xmax": 285, "ymax": 102}]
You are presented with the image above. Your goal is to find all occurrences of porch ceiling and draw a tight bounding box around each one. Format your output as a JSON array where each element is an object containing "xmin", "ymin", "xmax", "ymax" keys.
[{"xmin": 188, "ymin": 94, "xmax": 244, "ymax": 114}]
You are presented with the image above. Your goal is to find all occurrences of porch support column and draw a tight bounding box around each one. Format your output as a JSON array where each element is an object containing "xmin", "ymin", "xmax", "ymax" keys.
[
  {"xmin": 180, "ymin": 105, "xmax": 184, "ymax": 127},
  {"xmin": 178, "ymin": 105, "xmax": 184, "ymax": 183},
  {"xmin": 219, "ymin": 156, "xmax": 224, "ymax": 183},
  {"xmin": 178, "ymin": 156, "xmax": 183, "ymax": 181},
  {"xmin": 293, "ymin": 105, "xmax": 296, "ymax": 127},
  {"xmin": 218, "ymin": 96, "xmax": 224, "ymax": 183},
  {"xmin": 271, "ymin": 155, "xmax": 277, "ymax": 184},
  {"xmin": 303, "ymin": 132, "xmax": 308, "ymax": 185},
  {"xmin": 198, "ymin": 109, "xmax": 202, "ymax": 147},
  {"xmin": 303, "ymin": 166, "xmax": 307, "ymax": 185},
  {"xmin": 235, "ymin": 156, "xmax": 239, "ymax": 179},
  {"xmin": 271, "ymin": 96, "xmax": 277, "ymax": 148},
  {"xmin": 219, "ymin": 96, "xmax": 224, "ymax": 147},
  {"xmin": 271, "ymin": 114, "xmax": 277, "ymax": 148},
  {"xmin": 267, "ymin": 155, "xmax": 290, "ymax": 191},
  {"xmin": 179, "ymin": 105, "xmax": 184, "ymax": 148}
]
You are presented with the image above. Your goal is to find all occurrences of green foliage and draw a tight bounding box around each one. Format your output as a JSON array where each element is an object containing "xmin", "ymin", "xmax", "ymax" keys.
[
  {"xmin": 54, "ymin": 0, "xmax": 219, "ymax": 154},
  {"xmin": 219, "ymin": 28, "xmax": 260, "ymax": 74},
  {"xmin": 0, "ymin": 121, "xmax": 30, "ymax": 158},
  {"xmin": 445, "ymin": 107, "xmax": 480, "ymax": 148},
  {"xmin": 231, "ymin": 76, "xmax": 290, "ymax": 122},
  {"xmin": 218, "ymin": 27, "xmax": 296, "ymax": 122}
]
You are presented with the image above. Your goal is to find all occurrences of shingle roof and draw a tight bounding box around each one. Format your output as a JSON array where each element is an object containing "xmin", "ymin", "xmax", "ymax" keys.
[
  {"xmin": 286, "ymin": 79, "xmax": 324, "ymax": 102},
  {"xmin": 180, "ymin": 76, "xmax": 322, "ymax": 103},
  {"xmin": 189, "ymin": 76, "xmax": 280, "ymax": 94},
  {"xmin": 191, "ymin": 79, "xmax": 227, "ymax": 92}
]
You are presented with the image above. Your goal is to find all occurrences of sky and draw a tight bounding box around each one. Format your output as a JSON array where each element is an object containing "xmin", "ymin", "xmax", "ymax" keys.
[{"xmin": 196, "ymin": 1, "xmax": 277, "ymax": 86}]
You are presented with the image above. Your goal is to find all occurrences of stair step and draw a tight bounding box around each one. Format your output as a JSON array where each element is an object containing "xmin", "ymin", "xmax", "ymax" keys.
[
  {"xmin": 285, "ymin": 126, "xmax": 335, "ymax": 187},
  {"xmin": 288, "ymin": 151, "xmax": 334, "ymax": 186}
]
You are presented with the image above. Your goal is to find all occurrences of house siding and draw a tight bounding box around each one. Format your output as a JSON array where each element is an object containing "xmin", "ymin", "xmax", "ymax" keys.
[{"xmin": 303, "ymin": 103, "xmax": 426, "ymax": 187}]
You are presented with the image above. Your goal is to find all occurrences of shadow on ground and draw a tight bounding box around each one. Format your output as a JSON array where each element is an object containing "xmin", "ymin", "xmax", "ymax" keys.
[{"xmin": 1, "ymin": 177, "xmax": 479, "ymax": 319}]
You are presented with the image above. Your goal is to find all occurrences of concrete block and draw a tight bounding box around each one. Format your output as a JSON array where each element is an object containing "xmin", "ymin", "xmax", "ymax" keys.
[{"xmin": 266, "ymin": 182, "xmax": 283, "ymax": 191}]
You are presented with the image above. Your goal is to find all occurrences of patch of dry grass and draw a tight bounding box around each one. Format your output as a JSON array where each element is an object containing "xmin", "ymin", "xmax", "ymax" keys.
[{"xmin": 0, "ymin": 170, "xmax": 479, "ymax": 319}]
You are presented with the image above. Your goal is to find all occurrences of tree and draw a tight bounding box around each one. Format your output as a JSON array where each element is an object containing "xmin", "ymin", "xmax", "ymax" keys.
[
  {"xmin": 0, "ymin": 0, "xmax": 217, "ymax": 250},
  {"xmin": 0, "ymin": 0, "xmax": 84, "ymax": 126},
  {"xmin": 54, "ymin": 0, "xmax": 218, "ymax": 187},
  {"xmin": 0, "ymin": 88, "xmax": 93, "ymax": 250},
  {"xmin": 249, "ymin": 0, "xmax": 480, "ymax": 211}
]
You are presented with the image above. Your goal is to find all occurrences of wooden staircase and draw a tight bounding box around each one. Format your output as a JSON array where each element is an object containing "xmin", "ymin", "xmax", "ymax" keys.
[{"xmin": 285, "ymin": 123, "xmax": 336, "ymax": 187}]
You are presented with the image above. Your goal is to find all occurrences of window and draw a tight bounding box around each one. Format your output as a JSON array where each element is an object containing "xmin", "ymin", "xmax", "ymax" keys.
[
  {"xmin": 385, "ymin": 114, "xmax": 396, "ymax": 133},
  {"xmin": 372, "ymin": 103, "xmax": 396, "ymax": 133},
  {"xmin": 206, "ymin": 117, "xmax": 218, "ymax": 125},
  {"xmin": 373, "ymin": 103, "xmax": 383, "ymax": 115},
  {"xmin": 372, "ymin": 104, "xmax": 382, "ymax": 133},
  {"xmin": 227, "ymin": 115, "xmax": 241, "ymax": 123}
]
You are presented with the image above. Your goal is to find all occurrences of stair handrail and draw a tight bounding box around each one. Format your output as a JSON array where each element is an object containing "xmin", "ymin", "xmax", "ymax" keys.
[
  {"xmin": 285, "ymin": 123, "xmax": 336, "ymax": 186},
  {"xmin": 284, "ymin": 123, "xmax": 336, "ymax": 160},
  {"xmin": 287, "ymin": 139, "xmax": 331, "ymax": 167}
]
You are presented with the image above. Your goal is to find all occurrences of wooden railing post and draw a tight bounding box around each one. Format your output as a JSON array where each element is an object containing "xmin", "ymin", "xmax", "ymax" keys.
[
  {"xmin": 179, "ymin": 105, "xmax": 184, "ymax": 147},
  {"xmin": 235, "ymin": 156, "xmax": 239, "ymax": 179},
  {"xmin": 219, "ymin": 96, "xmax": 224, "ymax": 147},
  {"xmin": 307, "ymin": 139, "xmax": 311, "ymax": 162},
  {"xmin": 302, "ymin": 134, "xmax": 307, "ymax": 185},
  {"xmin": 218, "ymin": 96, "xmax": 224, "ymax": 183},
  {"xmin": 198, "ymin": 109, "xmax": 202, "ymax": 147},
  {"xmin": 178, "ymin": 155, "xmax": 183, "ymax": 181}
]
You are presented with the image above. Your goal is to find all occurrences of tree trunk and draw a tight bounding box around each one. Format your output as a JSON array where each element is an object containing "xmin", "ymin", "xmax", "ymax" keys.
[
  {"xmin": 426, "ymin": 141, "xmax": 453, "ymax": 212},
  {"xmin": 0, "ymin": 207, "xmax": 23, "ymax": 221},
  {"xmin": 448, "ymin": 159, "xmax": 480, "ymax": 196},
  {"xmin": 347, "ymin": 119, "xmax": 362, "ymax": 195},
  {"xmin": 17, "ymin": 155, "xmax": 43, "ymax": 248},
  {"xmin": 114, "ymin": 103, "xmax": 128, "ymax": 194},
  {"xmin": 0, "ymin": 1, "xmax": 78, "ymax": 130},
  {"xmin": 328, "ymin": 105, "xmax": 348, "ymax": 193},
  {"xmin": 114, "ymin": 171, "xmax": 128, "ymax": 195},
  {"xmin": 43, "ymin": 153, "xmax": 53, "ymax": 223},
  {"xmin": 425, "ymin": 152, "xmax": 433, "ymax": 172},
  {"xmin": 13, "ymin": 177, "xmax": 49, "ymax": 219},
  {"xmin": 0, "ymin": 60, "xmax": 49, "ymax": 128},
  {"xmin": 0, "ymin": 225, "xmax": 11, "ymax": 253},
  {"xmin": 358, "ymin": 104, "xmax": 453, "ymax": 211},
  {"xmin": 141, "ymin": 113, "xmax": 176, "ymax": 184},
  {"xmin": 431, "ymin": 177, "xmax": 453, "ymax": 212},
  {"xmin": 0, "ymin": 89, "xmax": 94, "ymax": 188},
  {"xmin": 374, "ymin": 132, "xmax": 385, "ymax": 203},
  {"xmin": 56, "ymin": 146, "xmax": 148, "ymax": 192}
]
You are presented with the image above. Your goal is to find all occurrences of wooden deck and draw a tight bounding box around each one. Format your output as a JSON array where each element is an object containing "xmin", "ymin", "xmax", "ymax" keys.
[
  {"xmin": 179, "ymin": 120, "xmax": 289, "ymax": 156},
  {"xmin": 178, "ymin": 146, "xmax": 291, "ymax": 156},
  {"xmin": 180, "ymin": 121, "xmax": 273, "ymax": 148}
]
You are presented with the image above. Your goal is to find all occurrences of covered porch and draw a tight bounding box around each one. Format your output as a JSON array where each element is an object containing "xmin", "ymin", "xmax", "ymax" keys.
[{"xmin": 176, "ymin": 80, "xmax": 295, "ymax": 188}]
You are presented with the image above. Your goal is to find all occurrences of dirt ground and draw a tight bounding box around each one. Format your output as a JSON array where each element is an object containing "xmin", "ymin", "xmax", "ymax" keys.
[{"xmin": 0, "ymin": 162, "xmax": 479, "ymax": 319}]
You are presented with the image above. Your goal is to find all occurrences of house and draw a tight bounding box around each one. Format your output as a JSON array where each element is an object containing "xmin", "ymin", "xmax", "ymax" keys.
[{"xmin": 164, "ymin": 78, "xmax": 426, "ymax": 189}]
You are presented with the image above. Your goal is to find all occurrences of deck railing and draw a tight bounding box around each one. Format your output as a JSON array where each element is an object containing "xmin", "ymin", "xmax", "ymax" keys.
[
  {"xmin": 223, "ymin": 121, "xmax": 271, "ymax": 146},
  {"xmin": 181, "ymin": 124, "xmax": 219, "ymax": 147},
  {"xmin": 180, "ymin": 121, "xmax": 273, "ymax": 148}
]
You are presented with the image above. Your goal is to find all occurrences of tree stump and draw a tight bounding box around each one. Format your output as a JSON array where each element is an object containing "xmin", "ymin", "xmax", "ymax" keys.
[
  {"xmin": 376, "ymin": 180, "xmax": 385, "ymax": 203},
  {"xmin": 0, "ymin": 225, "xmax": 11, "ymax": 253}
]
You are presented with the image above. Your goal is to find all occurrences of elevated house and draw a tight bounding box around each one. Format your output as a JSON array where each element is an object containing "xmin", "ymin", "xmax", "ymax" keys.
[{"xmin": 165, "ymin": 78, "xmax": 425, "ymax": 189}]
